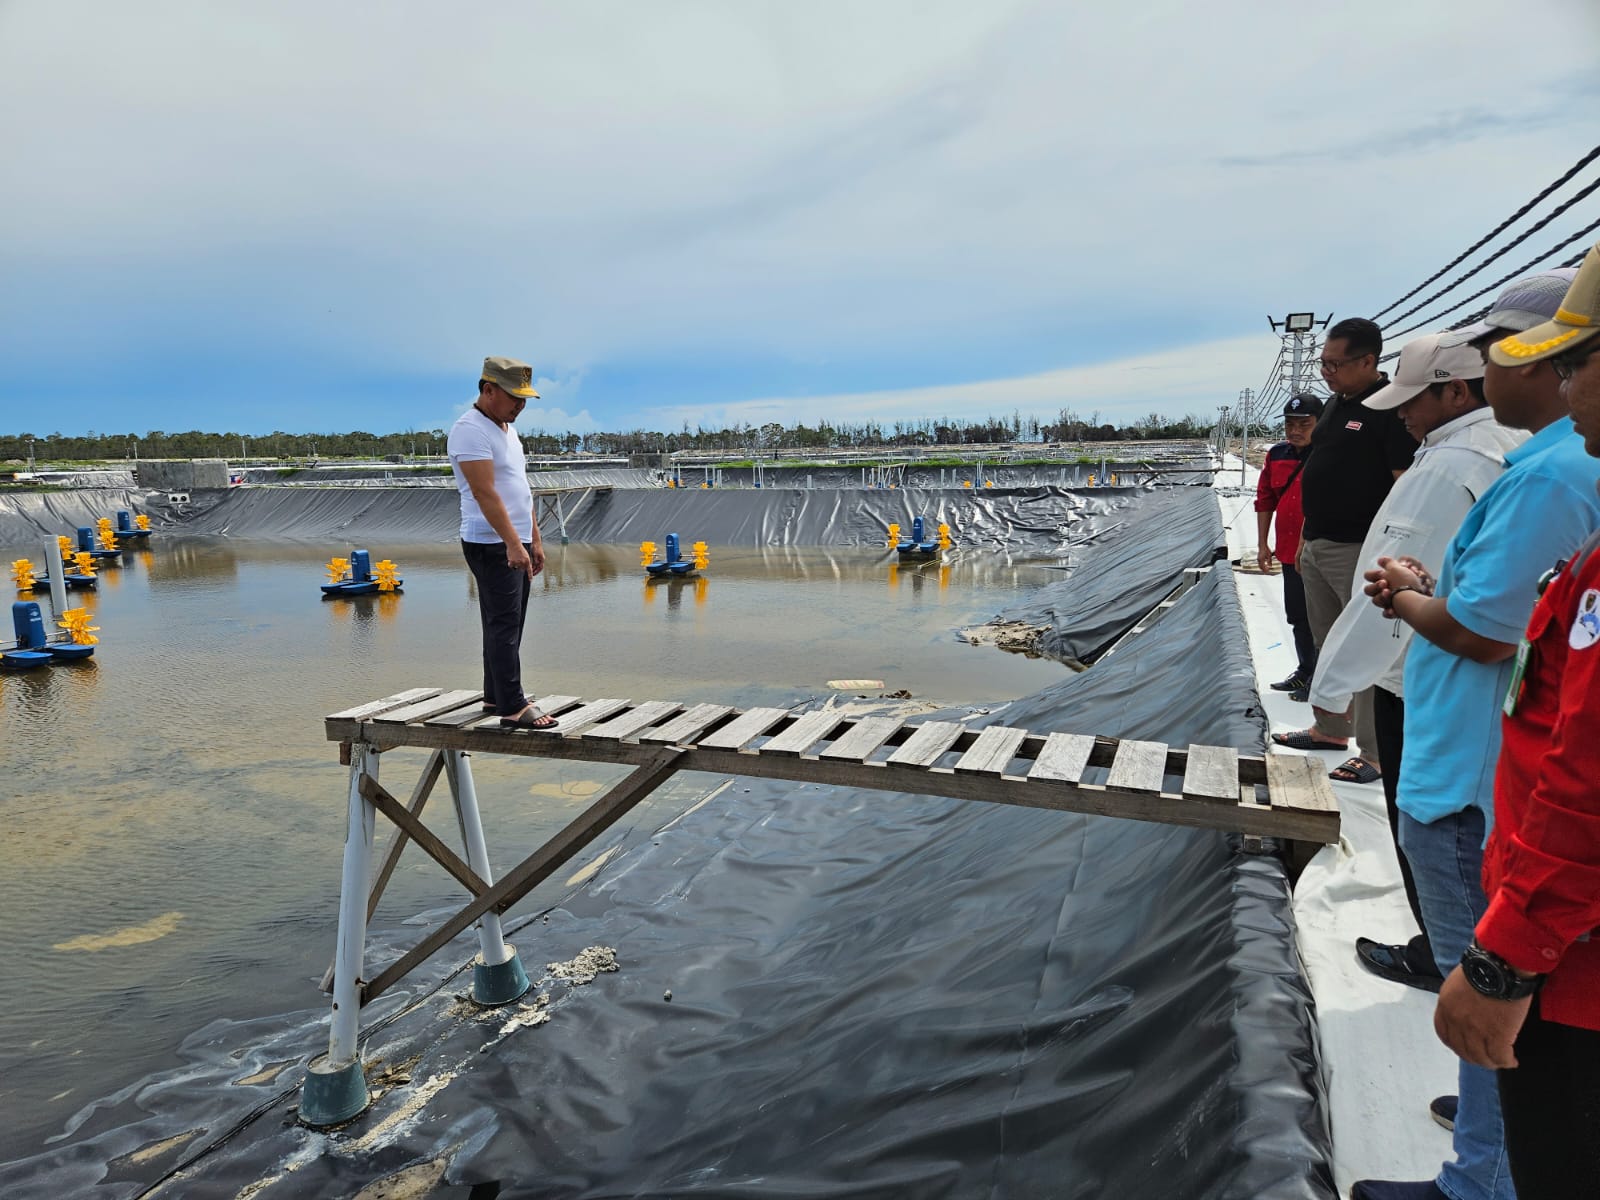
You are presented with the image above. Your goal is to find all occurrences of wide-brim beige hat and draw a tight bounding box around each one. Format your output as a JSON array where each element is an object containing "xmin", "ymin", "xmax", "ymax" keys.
[
  {"xmin": 481, "ymin": 355, "xmax": 540, "ymax": 399},
  {"xmin": 1489, "ymin": 241, "xmax": 1600, "ymax": 367}
]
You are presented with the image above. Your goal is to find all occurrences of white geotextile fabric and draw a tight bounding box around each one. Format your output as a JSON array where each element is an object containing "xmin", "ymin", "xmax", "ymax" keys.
[{"xmin": 1215, "ymin": 460, "xmax": 1459, "ymax": 1198}]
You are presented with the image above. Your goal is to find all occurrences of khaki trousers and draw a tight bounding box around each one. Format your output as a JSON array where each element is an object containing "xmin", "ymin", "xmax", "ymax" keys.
[{"xmin": 1297, "ymin": 536, "xmax": 1378, "ymax": 763}]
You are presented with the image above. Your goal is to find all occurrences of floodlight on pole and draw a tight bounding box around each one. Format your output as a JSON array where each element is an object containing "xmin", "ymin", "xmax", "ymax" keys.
[{"xmin": 1268, "ymin": 312, "xmax": 1332, "ymax": 401}]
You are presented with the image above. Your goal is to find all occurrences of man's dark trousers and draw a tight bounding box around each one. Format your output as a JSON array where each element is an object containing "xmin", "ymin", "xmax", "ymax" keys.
[
  {"xmin": 1281, "ymin": 562, "xmax": 1317, "ymax": 681},
  {"xmin": 462, "ymin": 540, "xmax": 533, "ymax": 717},
  {"xmin": 1373, "ymin": 684, "xmax": 1432, "ymax": 965}
]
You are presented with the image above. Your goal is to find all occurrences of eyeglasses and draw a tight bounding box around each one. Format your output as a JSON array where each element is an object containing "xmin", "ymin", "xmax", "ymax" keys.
[
  {"xmin": 1552, "ymin": 347, "xmax": 1598, "ymax": 381},
  {"xmin": 1319, "ymin": 353, "xmax": 1369, "ymax": 372}
]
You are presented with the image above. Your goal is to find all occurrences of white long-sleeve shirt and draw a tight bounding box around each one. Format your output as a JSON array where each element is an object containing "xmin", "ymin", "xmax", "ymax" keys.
[{"xmin": 1308, "ymin": 407, "xmax": 1525, "ymax": 709}]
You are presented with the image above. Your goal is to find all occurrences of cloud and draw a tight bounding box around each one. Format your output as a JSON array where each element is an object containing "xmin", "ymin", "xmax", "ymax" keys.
[
  {"xmin": 638, "ymin": 333, "xmax": 1281, "ymax": 431},
  {"xmin": 1, "ymin": 0, "xmax": 1596, "ymax": 435}
]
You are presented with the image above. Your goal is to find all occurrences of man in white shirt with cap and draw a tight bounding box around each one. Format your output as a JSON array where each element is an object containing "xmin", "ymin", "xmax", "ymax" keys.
[{"xmin": 447, "ymin": 355, "xmax": 559, "ymax": 731}]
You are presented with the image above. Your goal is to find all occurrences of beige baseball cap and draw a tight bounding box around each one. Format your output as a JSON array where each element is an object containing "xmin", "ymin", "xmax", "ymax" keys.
[
  {"xmin": 481, "ymin": 355, "xmax": 540, "ymax": 399},
  {"xmin": 1490, "ymin": 241, "xmax": 1600, "ymax": 367},
  {"xmin": 1363, "ymin": 332, "xmax": 1485, "ymax": 410}
]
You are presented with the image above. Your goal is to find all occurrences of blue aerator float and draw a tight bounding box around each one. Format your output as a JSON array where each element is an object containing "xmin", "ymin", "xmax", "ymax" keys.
[
  {"xmin": 1, "ymin": 600, "xmax": 97, "ymax": 669},
  {"xmin": 114, "ymin": 509, "xmax": 153, "ymax": 540},
  {"xmin": 641, "ymin": 533, "xmax": 709, "ymax": 577},
  {"xmin": 890, "ymin": 516, "xmax": 951, "ymax": 559},
  {"xmin": 322, "ymin": 550, "xmax": 403, "ymax": 598},
  {"xmin": 76, "ymin": 525, "xmax": 122, "ymax": 564},
  {"xmin": 10, "ymin": 558, "xmax": 96, "ymax": 592}
]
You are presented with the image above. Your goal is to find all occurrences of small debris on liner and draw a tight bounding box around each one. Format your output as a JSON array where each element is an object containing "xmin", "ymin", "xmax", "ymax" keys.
[
  {"xmin": 546, "ymin": 945, "xmax": 619, "ymax": 986},
  {"xmin": 663, "ymin": 989, "xmax": 673, "ymax": 1002}
]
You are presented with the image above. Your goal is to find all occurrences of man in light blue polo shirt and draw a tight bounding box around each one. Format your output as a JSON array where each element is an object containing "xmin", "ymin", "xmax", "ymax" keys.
[{"xmin": 1354, "ymin": 268, "xmax": 1600, "ymax": 1200}]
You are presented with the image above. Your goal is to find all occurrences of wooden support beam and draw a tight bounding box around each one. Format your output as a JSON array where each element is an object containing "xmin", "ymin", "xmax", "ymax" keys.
[
  {"xmin": 359, "ymin": 747, "xmax": 687, "ymax": 1006},
  {"xmin": 358, "ymin": 775, "xmax": 490, "ymax": 899}
]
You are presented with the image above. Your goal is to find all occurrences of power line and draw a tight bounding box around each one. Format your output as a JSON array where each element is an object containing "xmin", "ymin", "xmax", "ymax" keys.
[
  {"xmin": 1382, "ymin": 225, "xmax": 1598, "ymax": 344},
  {"xmin": 1381, "ymin": 174, "xmax": 1600, "ymax": 331},
  {"xmin": 1371, "ymin": 143, "xmax": 1600, "ymax": 321}
]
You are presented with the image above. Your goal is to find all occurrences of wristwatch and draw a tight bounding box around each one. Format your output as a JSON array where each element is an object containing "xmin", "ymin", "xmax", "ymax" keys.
[{"xmin": 1461, "ymin": 939, "xmax": 1544, "ymax": 1000}]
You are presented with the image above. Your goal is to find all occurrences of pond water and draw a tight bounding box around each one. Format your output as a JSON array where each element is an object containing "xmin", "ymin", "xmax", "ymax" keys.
[{"xmin": 0, "ymin": 537, "xmax": 1062, "ymax": 1160}]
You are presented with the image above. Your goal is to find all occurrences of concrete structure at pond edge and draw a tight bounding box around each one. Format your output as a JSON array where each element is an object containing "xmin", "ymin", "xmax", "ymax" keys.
[{"xmin": 134, "ymin": 459, "xmax": 232, "ymax": 491}]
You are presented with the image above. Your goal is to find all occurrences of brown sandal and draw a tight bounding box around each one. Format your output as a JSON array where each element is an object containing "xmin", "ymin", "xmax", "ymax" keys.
[{"xmin": 499, "ymin": 706, "xmax": 559, "ymax": 731}]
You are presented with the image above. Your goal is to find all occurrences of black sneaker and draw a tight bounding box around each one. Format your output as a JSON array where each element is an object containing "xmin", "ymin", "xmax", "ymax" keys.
[
  {"xmin": 1270, "ymin": 672, "xmax": 1308, "ymax": 692},
  {"xmin": 1429, "ymin": 1095, "xmax": 1457, "ymax": 1132},
  {"xmin": 1289, "ymin": 684, "xmax": 1310, "ymax": 703}
]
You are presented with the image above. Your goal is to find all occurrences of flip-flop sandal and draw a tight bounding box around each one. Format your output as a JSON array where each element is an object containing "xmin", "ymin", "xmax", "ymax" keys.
[
  {"xmin": 1270, "ymin": 729, "xmax": 1348, "ymax": 751},
  {"xmin": 1330, "ymin": 757, "xmax": 1381, "ymax": 784},
  {"xmin": 1355, "ymin": 936, "xmax": 1443, "ymax": 993},
  {"xmin": 500, "ymin": 707, "xmax": 559, "ymax": 731}
]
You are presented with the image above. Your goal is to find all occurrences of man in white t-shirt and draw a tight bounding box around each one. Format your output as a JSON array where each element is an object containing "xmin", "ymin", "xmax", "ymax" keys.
[{"xmin": 447, "ymin": 355, "xmax": 557, "ymax": 730}]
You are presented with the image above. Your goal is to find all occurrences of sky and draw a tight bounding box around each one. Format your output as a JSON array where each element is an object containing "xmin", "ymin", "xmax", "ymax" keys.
[{"xmin": 2, "ymin": 0, "xmax": 1597, "ymax": 440}]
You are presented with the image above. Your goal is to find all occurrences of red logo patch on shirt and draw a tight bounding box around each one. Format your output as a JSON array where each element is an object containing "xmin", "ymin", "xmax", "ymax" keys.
[{"xmin": 1345, "ymin": 420, "xmax": 1363, "ymax": 431}]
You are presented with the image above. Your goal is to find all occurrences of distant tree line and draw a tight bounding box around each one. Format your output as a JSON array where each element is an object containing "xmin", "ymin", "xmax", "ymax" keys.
[{"xmin": 1, "ymin": 408, "xmax": 1259, "ymax": 463}]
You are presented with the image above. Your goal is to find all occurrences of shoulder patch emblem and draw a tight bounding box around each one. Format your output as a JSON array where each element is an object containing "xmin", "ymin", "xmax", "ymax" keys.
[{"xmin": 1572, "ymin": 589, "xmax": 1600, "ymax": 650}]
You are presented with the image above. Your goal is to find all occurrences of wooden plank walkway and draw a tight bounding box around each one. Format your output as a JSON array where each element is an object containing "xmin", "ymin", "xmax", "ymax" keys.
[
  {"xmin": 327, "ymin": 689, "xmax": 1340, "ymax": 846},
  {"xmin": 317, "ymin": 687, "xmax": 1342, "ymax": 1021}
]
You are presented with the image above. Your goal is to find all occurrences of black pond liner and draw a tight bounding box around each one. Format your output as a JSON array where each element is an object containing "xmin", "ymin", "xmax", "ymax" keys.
[
  {"xmin": 988, "ymin": 486, "xmax": 1228, "ymax": 666},
  {"xmin": 152, "ymin": 483, "xmax": 1134, "ymax": 551},
  {"xmin": 0, "ymin": 496, "xmax": 1332, "ymax": 1199}
]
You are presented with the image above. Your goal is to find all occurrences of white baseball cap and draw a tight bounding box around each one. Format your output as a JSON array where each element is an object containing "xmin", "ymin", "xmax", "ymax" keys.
[
  {"xmin": 1363, "ymin": 332, "xmax": 1486, "ymax": 410},
  {"xmin": 1437, "ymin": 268, "xmax": 1579, "ymax": 348}
]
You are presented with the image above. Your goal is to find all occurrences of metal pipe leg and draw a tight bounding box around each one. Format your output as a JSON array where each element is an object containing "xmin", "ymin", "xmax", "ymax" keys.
[
  {"xmin": 445, "ymin": 751, "xmax": 530, "ymax": 1005},
  {"xmin": 302, "ymin": 741, "xmax": 377, "ymax": 1126},
  {"xmin": 444, "ymin": 751, "xmax": 511, "ymax": 966}
]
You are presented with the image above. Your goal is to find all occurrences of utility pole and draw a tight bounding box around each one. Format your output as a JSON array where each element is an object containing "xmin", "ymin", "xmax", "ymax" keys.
[
  {"xmin": 1238, "ymin": 388, "xmax": 1252, "ymax": 486},
  {"xmin": 1217, "ymin": 405, "xmax": 1231, "ymax": 463}
]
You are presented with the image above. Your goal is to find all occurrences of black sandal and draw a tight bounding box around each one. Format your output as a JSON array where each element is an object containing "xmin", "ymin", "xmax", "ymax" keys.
[{"xmin": 499, "ymin": 706, "xmax": 559, "ymax": 731}]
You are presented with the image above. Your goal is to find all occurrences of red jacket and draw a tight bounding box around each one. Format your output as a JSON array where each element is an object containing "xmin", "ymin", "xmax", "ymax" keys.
[
  {"xmin": 1255, "ymin": 442, "xmax": 1310, "ymax": 565},
  {"xmin": 1479, "ymin": 528, "xmax": 1600, "ymax": 1029}
]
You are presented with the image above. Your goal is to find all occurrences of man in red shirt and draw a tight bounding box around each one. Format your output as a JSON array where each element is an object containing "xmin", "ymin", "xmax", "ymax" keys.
[
  {"xmin": 1256, "ymin": 393, "xmax": 1323, "ymax": 700},
  {"xmin": 1431, "ymin": 240, "xmax": 1600, "ymax": 1197}
]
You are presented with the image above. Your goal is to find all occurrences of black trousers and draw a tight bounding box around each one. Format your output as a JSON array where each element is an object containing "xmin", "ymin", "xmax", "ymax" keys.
[
  {"xmin": 1281, "ymin": 562, "xmax": 1318, "ymax": 680},
  {"xmin": 1499, "ymin": 998, "xmax": 1600, "ymax": 1198},
  {"xmin": 462, "ymin": 540, "xmax": 532, "ymax": 717},
  {"xmin": 1373, "ymin": 684, "xmax": 1431, "ymax": 954}
]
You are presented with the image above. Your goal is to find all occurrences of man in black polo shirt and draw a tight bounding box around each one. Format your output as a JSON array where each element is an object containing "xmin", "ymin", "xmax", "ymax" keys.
[{"xmin": 1272, "ymin": 318, "xmax": 1418, "ymax": 783}]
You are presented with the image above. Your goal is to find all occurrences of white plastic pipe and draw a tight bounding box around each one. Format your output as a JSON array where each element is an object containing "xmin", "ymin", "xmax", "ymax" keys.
[
  {"xmin": 328, "ymin": 743, "xmax": 378, "ymax": 1067},
  {"xmin": 445, "ymin": 751, "xmax": 512, "ymax": 966},
  {"xmin": 43, "ymin": 540, "xmax": 67, "ymax": 618}
]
